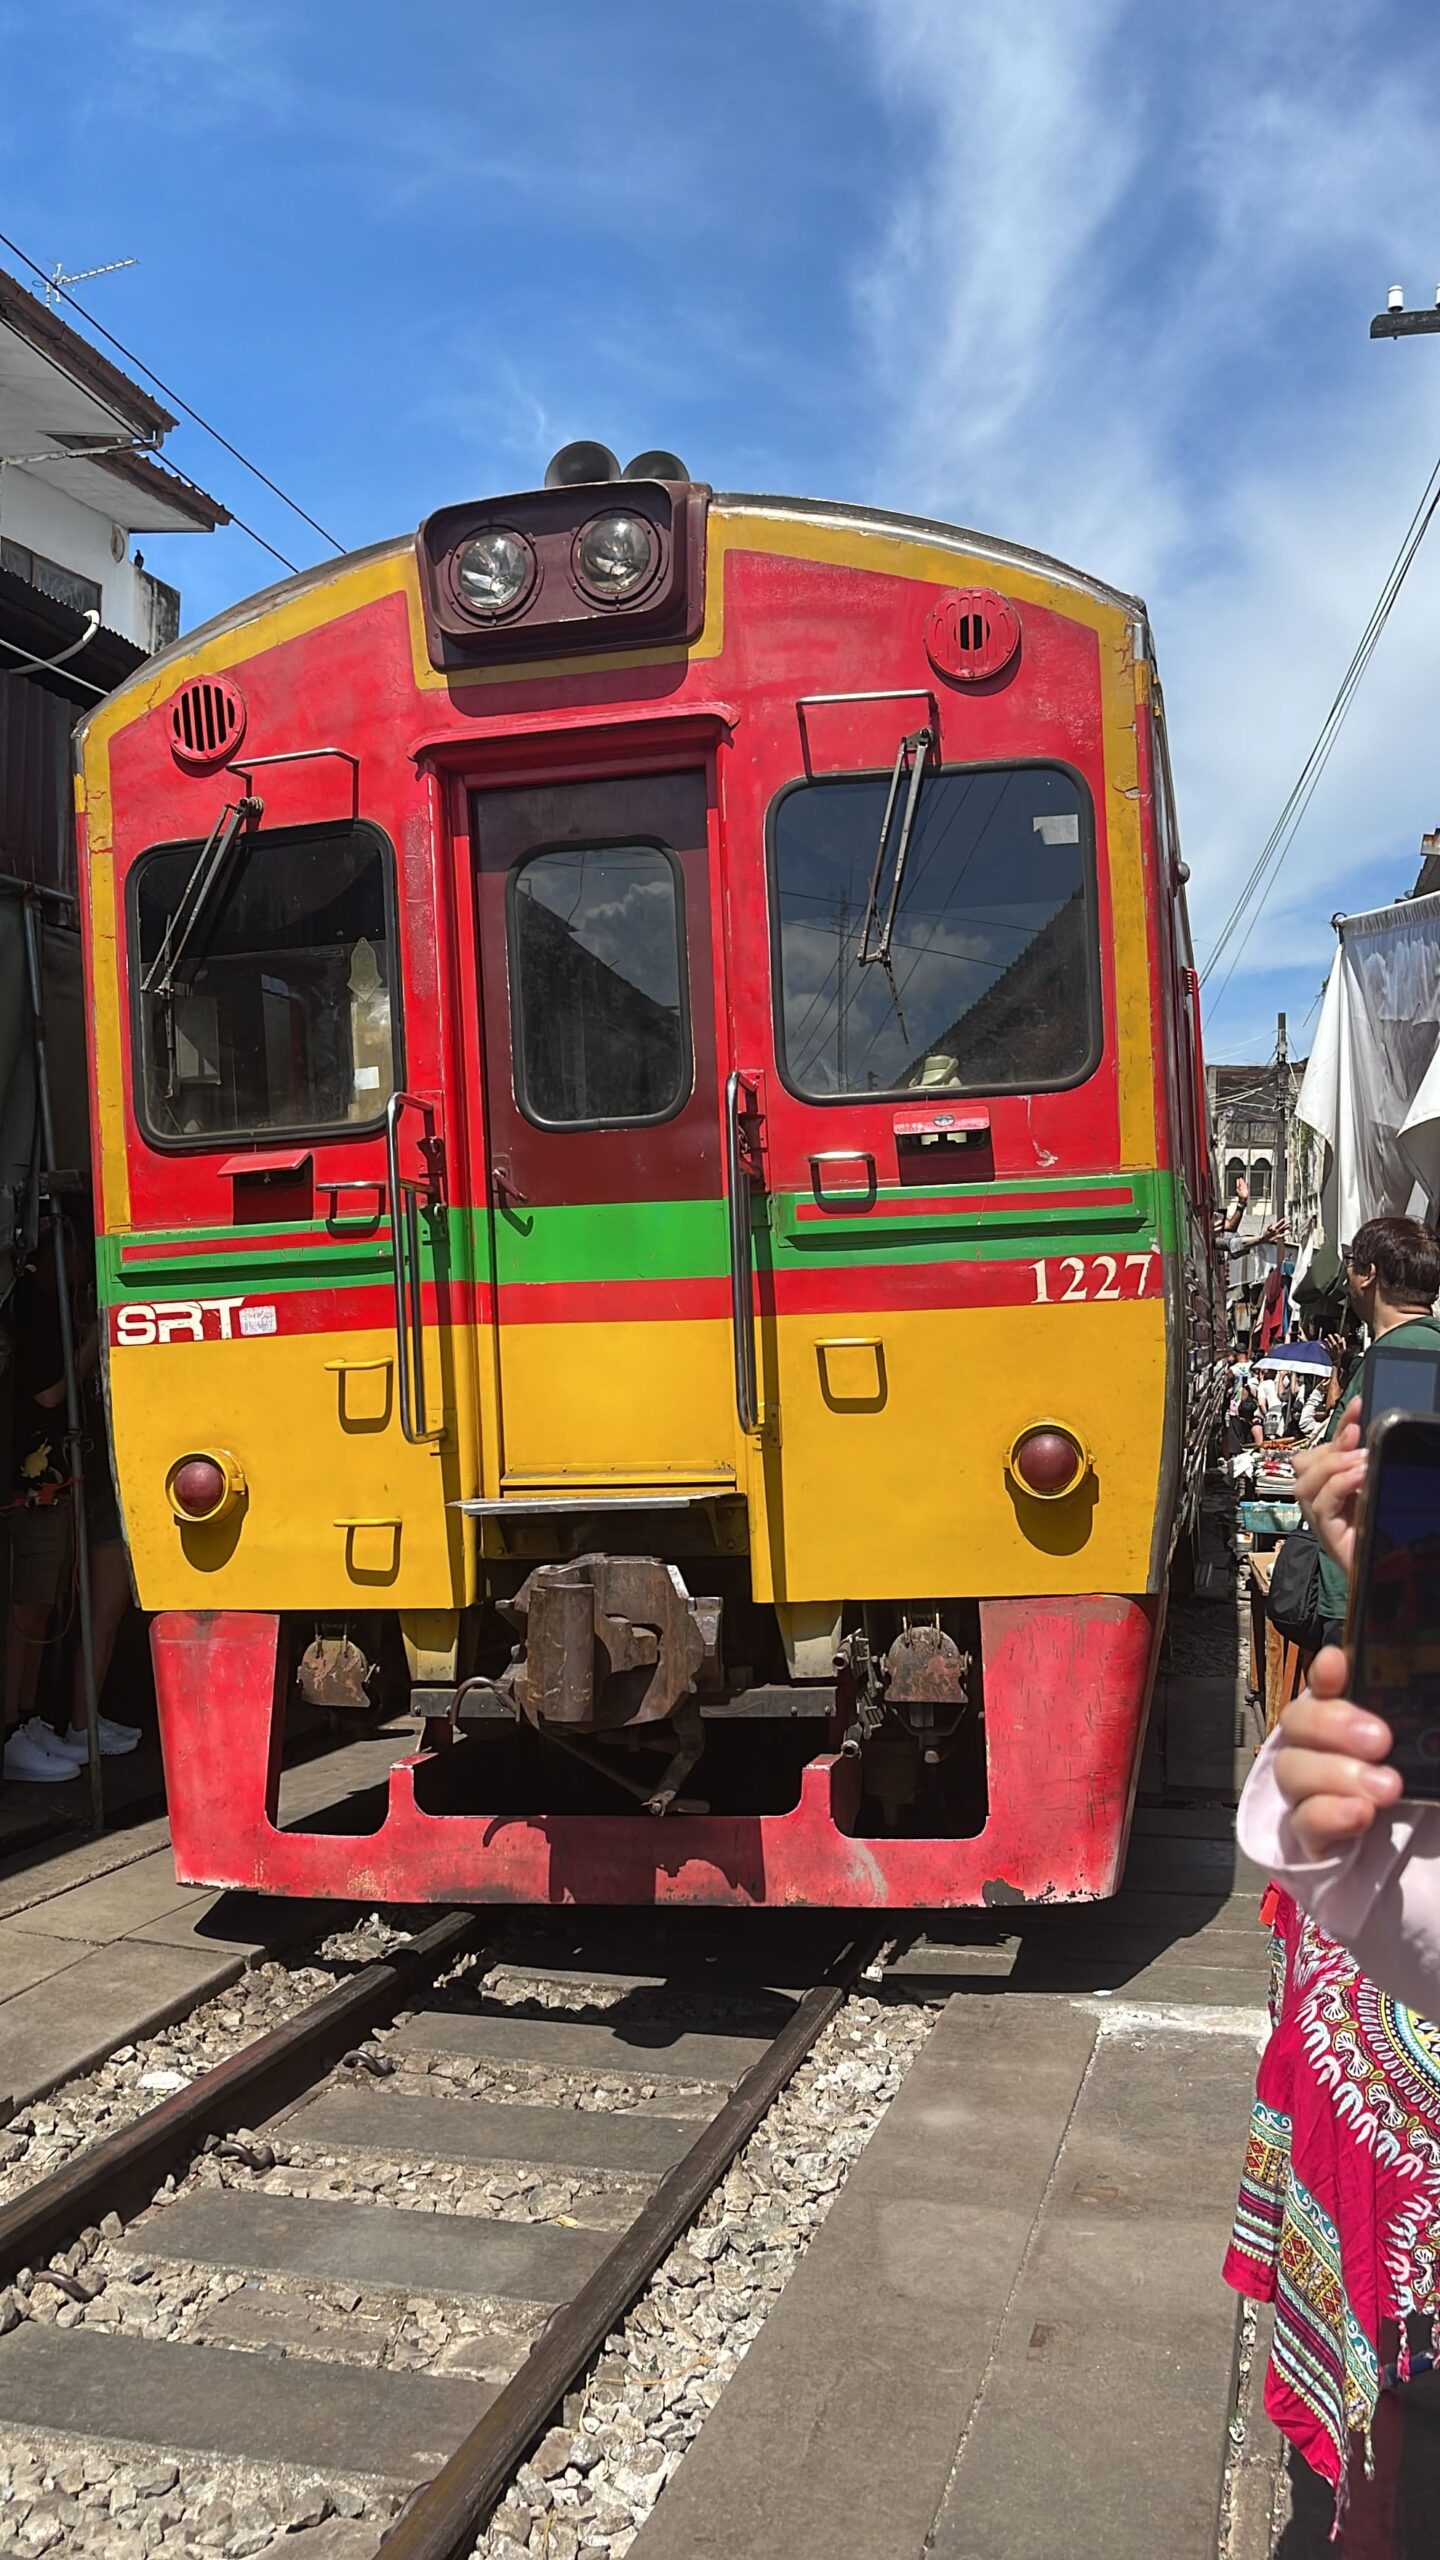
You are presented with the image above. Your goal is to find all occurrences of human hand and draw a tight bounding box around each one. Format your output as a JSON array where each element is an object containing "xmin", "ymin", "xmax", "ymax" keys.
[
  {"xmin": 1323, "ymin": 1332, "xmax": 1347, "ymax": 1367},
  {"xmin": 1292, "ymin": 1398, "xmax": 1363, "ymax": 1573},
  {"xmin": 1233, "ymin": 1174, "xmax": 1249, "ymax": 1203},
  {"xmin": 1264, "ymin": 1220, "xmax": 1288, "ymax": 1245},
  {"xmin": 1273, "ymin": 1647, "xmax": 1400, "ymax": 1857}
]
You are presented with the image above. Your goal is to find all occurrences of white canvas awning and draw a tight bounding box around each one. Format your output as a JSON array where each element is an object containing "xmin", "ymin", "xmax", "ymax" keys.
[{"xmin": 1294, "ymin": 890, "xmax": 1440, "ymax": 1290}]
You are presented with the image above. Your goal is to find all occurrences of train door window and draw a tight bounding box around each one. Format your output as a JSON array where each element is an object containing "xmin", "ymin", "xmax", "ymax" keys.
[
  {"xmin": 769, "ymin": 761, "xmax": 1099, "ymax": 1099},
  {"xmin": 509, "ymin": 841, "xmax": 690, "ymax": 1127},
  {"xmin": 131, "ymin": 821, "xmax": 398, "ymax": 1144}
]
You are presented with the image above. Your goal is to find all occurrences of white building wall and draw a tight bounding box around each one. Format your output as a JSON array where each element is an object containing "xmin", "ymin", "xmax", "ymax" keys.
[{"xmin": 0, "ymin": 464, "xmax": 164, "ymax": 647}]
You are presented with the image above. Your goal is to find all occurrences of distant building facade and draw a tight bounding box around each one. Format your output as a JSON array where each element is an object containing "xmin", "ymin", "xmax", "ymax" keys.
[
  {"xmin": 1208, "ymin": 1054, "xmax": 1322, "ymax": 1338},
  {"xmin": 0, "ymin": 266, "xmax": 226, "ymax": 897},
  {"xmin": 1209, "ymin": 1057, "xmax": 1320, "ymax": 1233},
  {"xmin": 0, "ymin": 266, "xmax": 226, "ymax": 1312}
]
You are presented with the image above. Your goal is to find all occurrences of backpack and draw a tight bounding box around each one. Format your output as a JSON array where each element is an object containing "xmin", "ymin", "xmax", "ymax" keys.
[{"xmin": 1267, "ymin": 1523, "xmax": 1326, "ymax": 1652}]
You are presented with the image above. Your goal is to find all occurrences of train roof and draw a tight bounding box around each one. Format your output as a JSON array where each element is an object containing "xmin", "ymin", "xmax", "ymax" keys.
[{"xmin": 76, "ymin": 492, "xmax": 1147, "ymax": 743}]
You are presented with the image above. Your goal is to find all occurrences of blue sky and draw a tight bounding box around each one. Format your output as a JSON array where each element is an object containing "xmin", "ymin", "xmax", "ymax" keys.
[{"xmin": 6, "ymin": 0, "xmax": 1440, "ymax": 1066}]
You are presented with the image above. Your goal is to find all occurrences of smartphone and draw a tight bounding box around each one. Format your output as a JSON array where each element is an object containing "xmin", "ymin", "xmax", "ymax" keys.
[
  {"xmin": 1359, "ymin": 1340, "xmax": 1440, "ymax": 1433},
  {"xmin": 1347, "ymin": 1413, "xmax": 1440, "ymax": 1799}
]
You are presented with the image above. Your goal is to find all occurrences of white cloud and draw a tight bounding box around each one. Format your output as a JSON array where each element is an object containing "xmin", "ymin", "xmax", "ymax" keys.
[
  {"xmin": 111, "ymin": 0, "xmax": 297, "ymax": 124},
  {"xmin": 834, "ymin": 0, "xmax": 1440, "ymax": 1044}
]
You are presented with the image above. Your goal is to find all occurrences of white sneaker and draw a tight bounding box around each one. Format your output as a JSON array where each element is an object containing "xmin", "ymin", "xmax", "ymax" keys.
[
  {"xmin": 4, "ymin": 1725, "xmax": 78, "ymax": 1784},
  {"xmin": 54, "ymin": 1716, "xmax": 141, "ymax": 1761},
  {"xmin": 22, "ymin": 1716, "xmax": 74, "ymax": 1761}
]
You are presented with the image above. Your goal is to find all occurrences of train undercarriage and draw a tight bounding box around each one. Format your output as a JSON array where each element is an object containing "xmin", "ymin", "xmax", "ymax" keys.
[{"xmin": 153, "ymin": 1560, "xmax": 1164, "ymax": 1909}]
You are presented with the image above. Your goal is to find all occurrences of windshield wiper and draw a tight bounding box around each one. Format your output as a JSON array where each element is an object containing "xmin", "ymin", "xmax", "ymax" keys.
[
  {"xmin": 857, "ymin": 725, "xmax": 933, "ymax": 1036},
  {"xmin": 141, "ymin": 792, "xmax": 263, "ymax": 1001}
]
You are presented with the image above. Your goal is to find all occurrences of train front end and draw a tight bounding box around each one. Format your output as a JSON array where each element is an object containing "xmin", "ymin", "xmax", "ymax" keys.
[{"xmin": 77, "ymin": 459, "xmax": 1213, "ymax": 1907}]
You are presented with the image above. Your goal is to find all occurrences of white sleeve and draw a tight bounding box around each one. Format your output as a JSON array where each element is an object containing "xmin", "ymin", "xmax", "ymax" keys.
[{"xmin": 1238, "ymin": 1729, "xmax": 1440, "ymax": 2014}]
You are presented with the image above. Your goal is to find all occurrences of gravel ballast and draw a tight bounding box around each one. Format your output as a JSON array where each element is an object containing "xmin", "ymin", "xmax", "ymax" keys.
[{"xmin": 0, "ymin": 1926, "xmax": 935, "ymax": 2560}]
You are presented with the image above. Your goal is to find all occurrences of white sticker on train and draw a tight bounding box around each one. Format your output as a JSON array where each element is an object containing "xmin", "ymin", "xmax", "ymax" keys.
[{"xmin": 114, "ymin": 1297, "xmax": 276, "ymax": 1345}]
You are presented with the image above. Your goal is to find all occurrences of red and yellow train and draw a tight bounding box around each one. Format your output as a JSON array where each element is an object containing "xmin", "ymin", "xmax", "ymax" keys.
[{"xmin": 76, "ymin": 446, "xmax": 1219, "ymax": 1906}]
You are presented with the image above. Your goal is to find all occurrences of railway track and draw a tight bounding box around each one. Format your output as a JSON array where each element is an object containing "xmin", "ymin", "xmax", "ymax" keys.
[{"xmin": 0, "ymin": 1911, "xmax": 887, "ymax": 2560}]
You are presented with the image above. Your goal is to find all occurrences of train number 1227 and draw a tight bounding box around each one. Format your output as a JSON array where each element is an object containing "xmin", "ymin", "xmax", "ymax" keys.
[{"xmin": 1031, "ymin": 1252, "xmax": 1157, "ymax": 1303}]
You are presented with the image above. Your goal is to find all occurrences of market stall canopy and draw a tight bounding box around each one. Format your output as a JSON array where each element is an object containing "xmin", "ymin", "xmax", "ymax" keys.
[{"xmin": 1294, "ymin": 890, "xmax": 1440, "ymax": 1292}]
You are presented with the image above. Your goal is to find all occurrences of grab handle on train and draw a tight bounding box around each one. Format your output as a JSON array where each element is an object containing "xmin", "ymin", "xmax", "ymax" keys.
[
  {"xmin": 725, "ymin": 1069, "xmax": 764, "ymax": 1437},
  {"xmin": 385, "ymin": 1090, "xmax": 444, "ymax": 1444}
]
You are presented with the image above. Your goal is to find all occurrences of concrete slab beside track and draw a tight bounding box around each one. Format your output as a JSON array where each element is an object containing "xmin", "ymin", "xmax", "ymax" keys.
[
  {"xmin": 636, "ymin": 1808, "xmax": 1272, "ymax": 2560},
  {"xmin": 0, "ymin": 1718, "xmax": 420, "ymax": 2110}
]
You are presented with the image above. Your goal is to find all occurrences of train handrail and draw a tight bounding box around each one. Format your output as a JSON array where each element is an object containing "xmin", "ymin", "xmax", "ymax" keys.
[
  {"xmin": 385, "ymin": 1091, "xmax": 442, "ymax": 1444},
  {"xmin": 725, "ymin": 1070, "xmax": 762, "ymax": 1436}
]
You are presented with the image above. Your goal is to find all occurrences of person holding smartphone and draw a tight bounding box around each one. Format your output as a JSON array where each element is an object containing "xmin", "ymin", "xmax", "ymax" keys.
[
  {"xmin": 1224, "ymin": 1216, "xmax": 1440, "ymax": 2516},
  {"xmin": 1238, "ymin": 1391, "xmax": 1440, "ymax": 2015}
]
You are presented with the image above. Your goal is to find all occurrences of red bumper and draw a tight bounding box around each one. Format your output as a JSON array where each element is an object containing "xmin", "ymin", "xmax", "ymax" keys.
[{"xmin": 152, "ymin": 1595, "xmax": 1161, "ymax": 1908}]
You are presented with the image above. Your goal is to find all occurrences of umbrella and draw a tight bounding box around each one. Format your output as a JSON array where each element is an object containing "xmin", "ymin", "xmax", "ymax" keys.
[{"xmin": 1251, "ymin": 1342, "xmax": 1332, "ymax": 1373}]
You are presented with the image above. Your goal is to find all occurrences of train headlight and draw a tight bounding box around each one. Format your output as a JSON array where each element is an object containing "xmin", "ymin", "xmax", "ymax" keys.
[
  {"xmin": 573, "ymin": 511, "xmax": 657, "ymax": 602},
  {"xmin": 453, "ymin": 529, "xmax": 534, "ymax": 619},
  {"xmin": 167, "ymin": 1449, "xmax": 246, "ymax": 1524},
  {"xmin": 1007, "ymin": 1424, "xmax": 1088, "ymax": 1500}
]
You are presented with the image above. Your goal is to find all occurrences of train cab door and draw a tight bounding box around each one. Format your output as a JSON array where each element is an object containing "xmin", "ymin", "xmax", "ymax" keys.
[{"xmin": 469, "ymin": 770, "xmax": 735, "ymax": 1494}]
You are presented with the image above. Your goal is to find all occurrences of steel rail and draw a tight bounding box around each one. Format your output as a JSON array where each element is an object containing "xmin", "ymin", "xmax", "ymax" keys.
[
  {"xmin": 378, "ymin": 1925, "xmax": 885, "ymax": 2560},
  {"xmin": 0, "ymin": 1908, "xmax": 484, "ymax": 2291}
]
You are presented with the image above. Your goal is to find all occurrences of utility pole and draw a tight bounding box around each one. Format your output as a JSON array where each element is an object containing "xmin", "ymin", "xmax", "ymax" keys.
[{"xmin": 1275, "ymin": 1009, "xmax": 1289, "ymax": 1237}]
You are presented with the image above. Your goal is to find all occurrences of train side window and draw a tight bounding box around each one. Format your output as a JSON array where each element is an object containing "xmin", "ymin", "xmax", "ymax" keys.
[
  {"xmin": 769, "ymin": 760, "xmax": 1100, "ymax": 1100},
  {"xmin": 131, "ymin": 821, "xmax": 399, "ymax": 1146},
  {"xmin": 509, "ymin": 841, "xmax": 691, "ymax": 1128}
]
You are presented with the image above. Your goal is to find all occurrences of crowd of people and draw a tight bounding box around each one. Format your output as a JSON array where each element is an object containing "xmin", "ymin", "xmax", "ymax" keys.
[{"xmin": 1223, "ymin": 1331, "xmax": 1345, "ymax": 1450}]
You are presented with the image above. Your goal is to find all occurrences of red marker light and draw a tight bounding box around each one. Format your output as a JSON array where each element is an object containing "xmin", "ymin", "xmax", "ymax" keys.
[
  {"xmin": 1010, "ymin": 1426, "xmax": 1086, "ymax": 1499},
  {"xmin": 166, "ymin": 1451, "xmax": 245, "ymax": 1524},
  {"xmin": 171, "ymin": 1457, "xmax": 226, "ymax": 1518}
]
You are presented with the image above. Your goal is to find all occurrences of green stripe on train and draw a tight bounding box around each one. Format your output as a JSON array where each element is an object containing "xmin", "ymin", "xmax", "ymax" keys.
[{"xmin": 97, "ymin": 1170, "xmax": 1182, "ymax": 1298}]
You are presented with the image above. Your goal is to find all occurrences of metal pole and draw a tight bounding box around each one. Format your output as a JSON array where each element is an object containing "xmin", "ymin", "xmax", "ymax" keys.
[
  {"xmin": 1275, "ymin": 1010, "xmax": 1289, "ymax": 1235},
  {"xmin": 20, "ymin": 898, "xmax": 103, "ymax": 1830}
]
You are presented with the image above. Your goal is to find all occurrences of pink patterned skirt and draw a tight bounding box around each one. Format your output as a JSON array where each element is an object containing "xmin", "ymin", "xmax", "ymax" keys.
[{"xmin": 1225, "ymin": 1888, "xmax": 1440, "ymax": 2499}]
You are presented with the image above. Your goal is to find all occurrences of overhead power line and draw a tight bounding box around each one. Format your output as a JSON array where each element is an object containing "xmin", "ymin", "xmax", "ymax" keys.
[
  {"xmin": 0, "ymin": 225, "xmax": 344, "ymax": 564},
  {"xmin": 1201, "ymin": 440, "xmax": 1440, "ymax": 1007}
]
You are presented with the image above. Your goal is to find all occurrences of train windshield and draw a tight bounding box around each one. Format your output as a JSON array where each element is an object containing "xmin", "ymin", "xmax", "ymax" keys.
[
  {"xmin": 132, "ymin": 821, "xmax": 397, "ymax": 1142},
  {"xmin": 771, "ymin": 762, "xmax": 1098, "ymax": 1098}
]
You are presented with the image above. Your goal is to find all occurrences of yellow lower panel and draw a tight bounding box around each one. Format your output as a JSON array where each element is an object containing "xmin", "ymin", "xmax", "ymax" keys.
[
  {"xmin": 109, "ymin": 1326, "xmax": 478, "ymax": 1612},
  {"xmin": 750, "ymin": 1298, "xmax": 1168, "ymax": 1602},
  {"xmin": 496, "ymin": 1318, "xmax": 736, "ymax": 1481}
]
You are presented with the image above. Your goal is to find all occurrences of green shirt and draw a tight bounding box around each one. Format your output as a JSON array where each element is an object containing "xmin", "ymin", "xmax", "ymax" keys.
[{"xmin": 1315, "ymin": 1313, "xmax": 1440, "ymax": 1625}]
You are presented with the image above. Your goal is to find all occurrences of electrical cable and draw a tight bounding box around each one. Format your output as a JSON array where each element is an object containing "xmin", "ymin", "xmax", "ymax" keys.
[
  {"xmin": 1201, "ymin": 442, "xmax": 1440, "ymax": 1005},
  {"xmin": 0, "ymin": 626, "xmax": 106, "ymax": 696},
  {"xmin": 1203, "ymin": 479, "xmax": 1439, "ymax": 1002},
  {"xmin": 0, "ymin": 225, "xmax": 343, "ymax": 557}
]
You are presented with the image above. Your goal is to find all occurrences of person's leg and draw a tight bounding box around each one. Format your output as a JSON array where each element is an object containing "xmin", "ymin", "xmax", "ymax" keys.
[
  {"xmin": 68, "ymin": 1539, "xmax": 131, "ymax": 1726},
  {"xmin": 4, "ymin": 1600, "xmax": 52, "ymax": 1729},
  {"xmin": 3, "ymin": 1511, "xmax": 80, "ymax": 1782},
  {"xmin": 56, "ymin": 1536, "xmax": 139, "ymax": 1758},
  {"xmin": 4, "ymin": 1509, "xmax": 70, "ymax": 1729}
]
